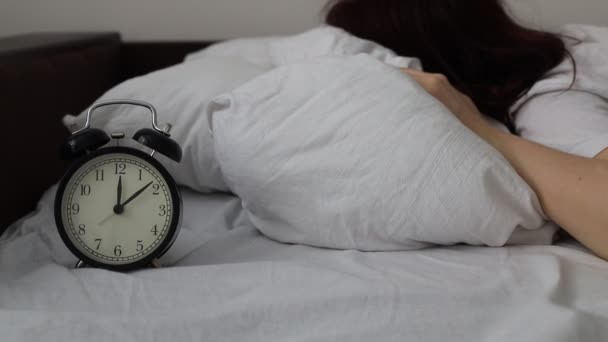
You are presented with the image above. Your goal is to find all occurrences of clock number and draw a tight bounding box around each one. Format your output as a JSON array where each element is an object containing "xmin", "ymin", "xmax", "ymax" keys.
[
  {"xmin": 159, "ymin": 205, "xmax": 167, "ymax": 216},
  {"xmin": 151, "ymin": 225, "xmax": 158, "ymax": 236},
  {"xmin": 136, "ymin": 240, "xmax": 144, "ymax": 252},
  {"xmin": 114, "ymin": 245, "xmax": 123, "ymax": 257},
  {"xmin": 95, "ymin": 169, "xmax": 105, "ymax": 181},
  {"xmin": 95, "ymin": 239, "xmax": 102, "ymax": 250},
  {"xmin": 152, "ymin": 184, "xmax": 160, "ymax": 195},
  {"xmin": 71, "ymin": 203, "xmax": 80, "ymax": 215},
  {"xmin": 78, "ymin": 224, "xmax": 86, "ymax": 236},
  {"xmin": 115, "ymin": 163, "xmax": 126, "ymax": 175},
  {"xmin": 80, "ymin": 184, "xmax": 91, "ymax": 196}
]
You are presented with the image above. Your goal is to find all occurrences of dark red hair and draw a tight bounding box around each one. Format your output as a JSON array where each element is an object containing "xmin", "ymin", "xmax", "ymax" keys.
[{"xmin": 325, "ymin": 0, "xmax": 574, "ymax": 131}]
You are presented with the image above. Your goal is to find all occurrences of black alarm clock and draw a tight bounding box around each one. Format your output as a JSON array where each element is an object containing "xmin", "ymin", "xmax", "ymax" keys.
[{"xmin": 54, "ymin": 100, "xmax": 183, "ymax": 272}]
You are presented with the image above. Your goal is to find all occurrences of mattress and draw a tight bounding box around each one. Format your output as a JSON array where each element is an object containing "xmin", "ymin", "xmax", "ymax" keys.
[{"xmin": 1, "ymin": 186, "xmax": 608, "ymax": 342}]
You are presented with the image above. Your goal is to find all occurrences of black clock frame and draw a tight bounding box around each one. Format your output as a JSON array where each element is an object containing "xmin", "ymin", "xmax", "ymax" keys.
[{"xmin": 54, "ymin": 146, "xmax": 182, "ymax": 272}]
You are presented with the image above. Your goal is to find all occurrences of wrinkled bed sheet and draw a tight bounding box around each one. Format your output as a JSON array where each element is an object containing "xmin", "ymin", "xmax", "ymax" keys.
[{"xmin": 1, "ymin": 187, "xmax": 608, "ymax": 342}]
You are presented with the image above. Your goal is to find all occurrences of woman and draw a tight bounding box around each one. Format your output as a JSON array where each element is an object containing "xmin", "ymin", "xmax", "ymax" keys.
[{"xmin": 326, "ymin": 0, "xmax": 608, "ymax": 260}]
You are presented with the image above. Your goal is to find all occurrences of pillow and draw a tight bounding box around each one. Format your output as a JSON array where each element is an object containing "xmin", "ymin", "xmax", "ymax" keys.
[
  {"xmin": 63, "ymin": 26, "xmax": 419, "ymax": 194},
  {"xmin": 269, "ymin": 25, "xmax": 422, "ymax": 69},
  {"xmin": 210, "ymin": 55, "xmax": 549, "ymax": 251},
  {"xmin": 512, "ymin": 24, "xmax": 608, "ymax": 113},
  {"xmin": 63, "ymin": 57, "xmax": 267, "ymax": 192}
]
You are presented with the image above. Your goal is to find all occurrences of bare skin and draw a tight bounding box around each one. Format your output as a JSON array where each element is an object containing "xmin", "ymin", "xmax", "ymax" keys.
[{"xmin": 402, "ymin": 68, "xmax": 608, "ymax": 260}]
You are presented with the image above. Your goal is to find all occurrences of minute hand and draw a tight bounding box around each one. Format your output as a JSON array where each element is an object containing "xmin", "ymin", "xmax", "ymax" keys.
[{"xmin": 120, "ymin": 181, "xmax": 154, "ymax": 208}]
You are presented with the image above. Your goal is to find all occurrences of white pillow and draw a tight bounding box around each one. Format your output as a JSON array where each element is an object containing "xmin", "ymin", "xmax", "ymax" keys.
[
  {"xmin": 63, "ymin": 26, "xmax": 420, "ymax": 194},
  {"xmin": 63, "ymin": 57, "xmax": 267, "ymax": 192},
  {"xmin": 210, "ymin": 55, "xmax": 549, "ymax": 251},
  {"xmin": 269, "ymin": 25, "xmax": 422, "ymax": 69}
]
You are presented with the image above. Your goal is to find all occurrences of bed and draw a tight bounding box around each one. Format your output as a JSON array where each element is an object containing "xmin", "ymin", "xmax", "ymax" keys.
[{"xmin": 2, "ymin": 31, "xmax": 608, "ymax": 342}]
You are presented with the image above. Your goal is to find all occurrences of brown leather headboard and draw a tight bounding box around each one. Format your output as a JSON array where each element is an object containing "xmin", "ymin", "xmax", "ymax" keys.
[{"xmin": 0, "ymin": 32, "xmax": 215, "ymax": 232}]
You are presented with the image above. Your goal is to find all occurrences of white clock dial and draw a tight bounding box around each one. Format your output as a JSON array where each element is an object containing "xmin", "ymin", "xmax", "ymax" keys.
[{"xmin": 60, "ymin": 152, "xmax": 174, "ymax": 266}]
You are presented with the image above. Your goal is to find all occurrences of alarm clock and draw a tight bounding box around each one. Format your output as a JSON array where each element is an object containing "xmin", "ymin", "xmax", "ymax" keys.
[{"xmin": 54, "ymin": 100, "xmax": 183, "ymax": 272}]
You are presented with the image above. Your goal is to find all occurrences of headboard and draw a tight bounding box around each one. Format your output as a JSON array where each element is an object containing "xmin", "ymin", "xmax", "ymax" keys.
[{"xmin": 0, "ymin": 32, "xmax": 215, "ymax": 233}]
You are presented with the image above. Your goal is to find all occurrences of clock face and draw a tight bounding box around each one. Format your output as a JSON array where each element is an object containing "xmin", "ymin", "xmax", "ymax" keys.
[{"xmin": 56, "ymin": 147, "xmax": 180, "ymax": 269}]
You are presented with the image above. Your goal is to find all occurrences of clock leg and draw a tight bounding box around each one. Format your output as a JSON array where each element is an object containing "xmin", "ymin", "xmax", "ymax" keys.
[
  {"xmin": 150, "ymin": 258, "xmax": 162, "ymax": 269},
  {"xmin": 75, "ymin": 260, "xmax": 87, "ymax": 269}
]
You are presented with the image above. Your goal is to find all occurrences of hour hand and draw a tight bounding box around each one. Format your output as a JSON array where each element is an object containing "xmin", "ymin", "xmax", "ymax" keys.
[{"xmin": 116, "ymin": 176, "xmax": 122, "ymax": 206}]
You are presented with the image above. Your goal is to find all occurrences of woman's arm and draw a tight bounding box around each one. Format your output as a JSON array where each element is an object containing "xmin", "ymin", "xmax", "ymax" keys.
[
  {"xmin": 401, "ymin": 68, "xmax": 608, "ymax": 260},
  {"xmin": 475, "ymin": 121, "xmax": 608, "ymax": 260}
]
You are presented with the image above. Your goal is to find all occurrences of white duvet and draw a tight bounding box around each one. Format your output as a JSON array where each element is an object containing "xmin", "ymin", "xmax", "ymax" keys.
[{"xmin": 2, "ymin": 188, "xmax": 608, "ymax": 342}]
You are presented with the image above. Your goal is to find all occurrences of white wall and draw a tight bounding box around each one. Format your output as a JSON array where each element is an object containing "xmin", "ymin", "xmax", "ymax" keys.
[
  {"xmin": 507, "ymin": 0, "xmax": 608, "ymax": 30},
  {"xmin": 0, "ymin": 0, "xmax": 328, "ymax": 40},
  {"xmin": 0, "ymin": 0, "xmax": 606, "ymax": 41}
]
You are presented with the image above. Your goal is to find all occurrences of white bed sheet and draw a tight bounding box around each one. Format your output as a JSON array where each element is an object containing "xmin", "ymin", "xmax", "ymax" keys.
[{"xmin": 1, "ymin": 187, "xmax": 608, "ymax": 342}]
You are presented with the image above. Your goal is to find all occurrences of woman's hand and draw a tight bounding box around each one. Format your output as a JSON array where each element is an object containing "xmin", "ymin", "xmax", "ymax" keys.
[{"xmin": 400, "ymin": 68, "xmax": 486, "ymax": 131}]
